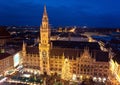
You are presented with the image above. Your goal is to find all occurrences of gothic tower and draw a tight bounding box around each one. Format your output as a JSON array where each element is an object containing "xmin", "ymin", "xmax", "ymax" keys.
[
  {"xmin": 39, "ymin": 5, "xmax": 50, "ymax": 75},
  {"xmin": 22, "ymin": 41, "xmax": 26, "ymax": 57},
  {"xmin": 22, "ymin": 41, "xmax": 26, "ymax": 66}
]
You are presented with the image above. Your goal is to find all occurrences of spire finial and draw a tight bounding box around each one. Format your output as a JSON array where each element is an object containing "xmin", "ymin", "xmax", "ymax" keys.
[
  {"xmin": 43, "ymin": 5, "xmax": 47, "ymax": 16},
  {"xmin": 42, "ymin": 5, "xmax": 48, "ymax": 21},
  {"xmin": 22, "ymin": 41, "xmax": 26, "ymax": 51}
]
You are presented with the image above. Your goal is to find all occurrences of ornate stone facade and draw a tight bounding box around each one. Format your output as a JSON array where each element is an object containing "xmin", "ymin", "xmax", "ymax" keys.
[{"xmin": 21, "ymin": 6, "xmax": 109, "ymax": 81}]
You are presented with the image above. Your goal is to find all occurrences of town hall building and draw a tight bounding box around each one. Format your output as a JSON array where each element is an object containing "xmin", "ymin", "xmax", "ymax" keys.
[{"xmin": 21, "ymin": 5, "xmax": 109, "ymax": 81}]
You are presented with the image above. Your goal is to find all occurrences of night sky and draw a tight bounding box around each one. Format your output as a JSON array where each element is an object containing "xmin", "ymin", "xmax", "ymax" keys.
[{"xmin": 0, "ymin": 0, "xmax": 120, "ymax": 28}]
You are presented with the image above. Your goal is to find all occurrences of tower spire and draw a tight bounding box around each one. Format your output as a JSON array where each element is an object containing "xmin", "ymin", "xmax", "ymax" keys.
[
  {"xmin": 40, "ymin": 5, "xmax": 50, "ymax": 45},
  {"xmin": 42, "ymin": 5, "xmax": 48, "ymax": 21},
  {"xmin": 39, "ymin": 5, "xmax": 50, "ymax": 75},
  {"xmin": 22, "ymin": 41, "xmax": 26, "ymax": 56},
  {"xmin": 43, "ymin": 5, "xmax": 47, "ymax": 16},
  {"xmin": 22, "ymin": 41, "xmax": 26, "ymax": 51}
]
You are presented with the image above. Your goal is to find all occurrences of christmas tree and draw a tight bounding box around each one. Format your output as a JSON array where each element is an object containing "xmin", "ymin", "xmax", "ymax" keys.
[{"xmin": 61, "ymin": 58, "xmax": 72, "ymax": 80}]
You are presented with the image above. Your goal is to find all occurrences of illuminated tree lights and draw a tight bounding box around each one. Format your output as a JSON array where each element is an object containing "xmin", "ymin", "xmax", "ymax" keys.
[{"xmin": 61, "ymin": 58, "xmax": 72, "ymax": 81}]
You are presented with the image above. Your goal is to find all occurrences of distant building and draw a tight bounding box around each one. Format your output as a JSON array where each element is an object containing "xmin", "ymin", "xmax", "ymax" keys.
[
  {"xmin": 0, "ymin": 53, "xmax": 14, "ymax": 75},
  {"xmin": 116, "ymin": 29, "xmax": 120, "ymax": 32},
  {"xmin": 58, "ymin": 27, "xmax": 63, "ymax": 32},
  {"xmin": 56, "ymin": 33, "xmax": 88, "ymax": 41},
  {"xmin": 0, "ymin": 27, "xmax": 21, "ymax": 76},
  {"xmin": 0, "ymin": 27, "xmax": 11, "ymax": 52},
  {"xmin": 21, "ymin": 6, "xmax": 110, "ymax": 82}
]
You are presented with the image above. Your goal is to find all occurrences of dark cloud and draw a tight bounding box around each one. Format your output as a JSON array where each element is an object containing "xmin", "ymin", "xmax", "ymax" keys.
[{"xmin": 0, "ymin": 0, "xmax": 120, "ymax": 27}]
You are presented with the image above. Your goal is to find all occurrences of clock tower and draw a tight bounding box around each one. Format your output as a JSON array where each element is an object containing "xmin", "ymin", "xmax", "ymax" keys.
[{"xmin": 39, "ymin": 5, "xmax": 50, "ymax": 75}]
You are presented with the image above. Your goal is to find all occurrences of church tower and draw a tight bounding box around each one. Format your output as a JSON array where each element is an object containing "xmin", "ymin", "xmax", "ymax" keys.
[
  {"xmin": 39, "ymin": 5, "xmax": 50, "ymax": 75},
  {"xmin": 22, "ymin": 41, "xmax": 26, "ymax": 57}
]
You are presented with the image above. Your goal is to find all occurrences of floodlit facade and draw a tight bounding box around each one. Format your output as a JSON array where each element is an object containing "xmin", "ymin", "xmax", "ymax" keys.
[
  {"xmin": 109, "ymin": 53, "xmax": 120, "ymax": 85},
  {"xmin": 21, "ymin": 5, "xmax": 110, "ymax": 81},
  {"xmin": 0, "ymin": 27, "xmax": 22, "ymax": 76},
  {"xmin": 0, "ymin": 28, "xmax": 14, "ymax": 76},
  {"xmin": 0, "ymin": 53, "xmax": 14, "ymax": 75}
]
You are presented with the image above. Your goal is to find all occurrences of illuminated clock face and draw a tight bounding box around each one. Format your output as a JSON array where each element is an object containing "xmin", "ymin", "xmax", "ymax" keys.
[{"xmin": 42, "ymin": 50, "xmax": 46, "ymax": 58}]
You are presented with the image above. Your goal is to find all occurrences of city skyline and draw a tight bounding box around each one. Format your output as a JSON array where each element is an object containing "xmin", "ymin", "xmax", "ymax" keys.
[
  {"xmin": 0, "ymin": 0, "xmax": 120, "ymax": 28},
  {"xmin": 0, "ymin": 4, "xmax": 120, "ymax": 85}
]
